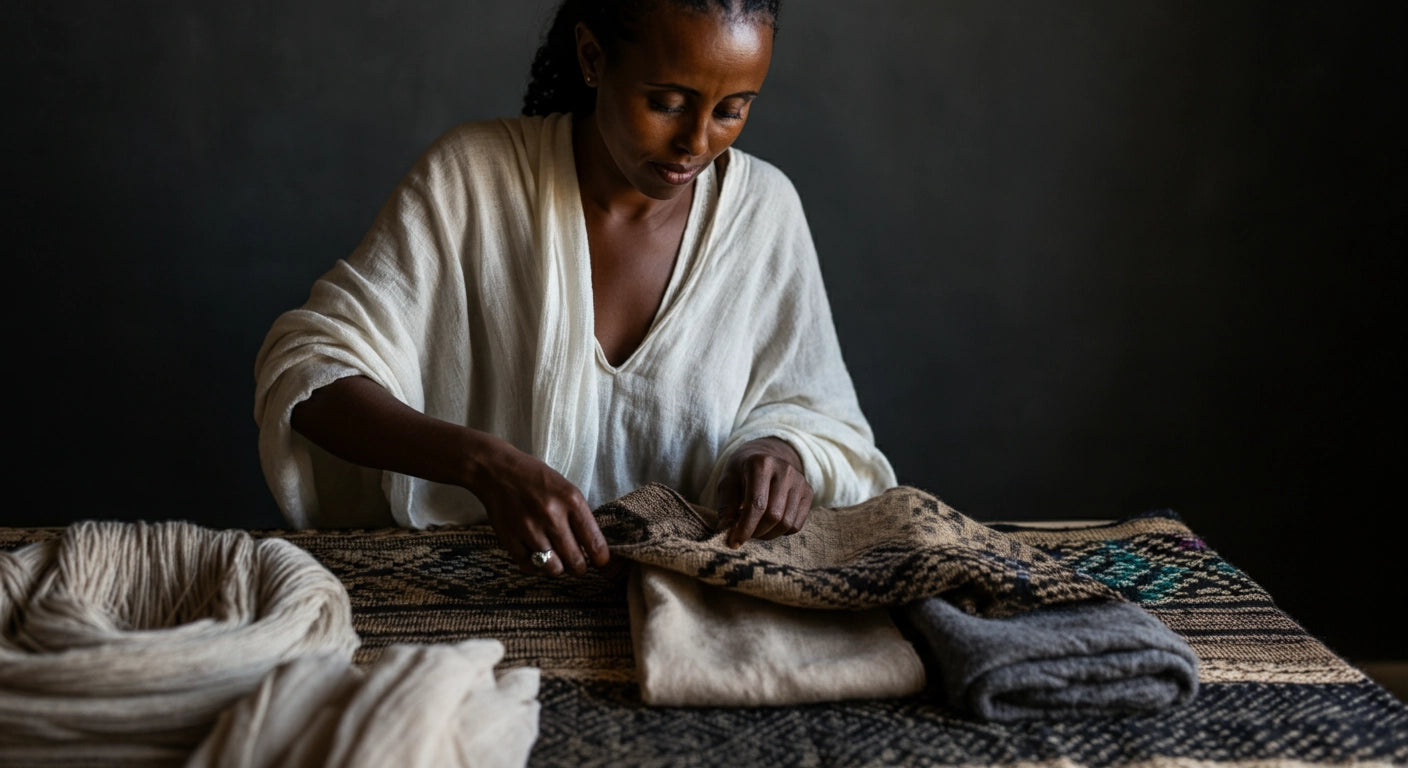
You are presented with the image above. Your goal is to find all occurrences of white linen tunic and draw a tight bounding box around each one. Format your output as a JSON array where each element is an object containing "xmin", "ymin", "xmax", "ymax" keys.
[{"xmin": 253, "ymin": 112, "xmax": 895, "ymax": 529}]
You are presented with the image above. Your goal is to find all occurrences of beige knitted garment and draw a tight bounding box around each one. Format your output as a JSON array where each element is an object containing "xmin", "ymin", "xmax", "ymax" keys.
[
  {"xmin": 0, "ymin": 520, "xmax": 359, "ymax": 766},
  {"xmin": 187, "ymin": 640, "xmax": 540, "ymax": 768}
]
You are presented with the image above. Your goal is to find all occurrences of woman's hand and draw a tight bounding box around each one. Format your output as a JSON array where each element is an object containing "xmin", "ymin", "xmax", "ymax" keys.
[
  {"xmin": 469, "ymin": 440, "xmax": 611, "ymax": 577},
  {"xmin": 291, "ymin": 376, "xmax": 610, "ymax": 576},
  {"xmin": 715, "ymin": 437, "xmax": 814, "ymax": 548}
]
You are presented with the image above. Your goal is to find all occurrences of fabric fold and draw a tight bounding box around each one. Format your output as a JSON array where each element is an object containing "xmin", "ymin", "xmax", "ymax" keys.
[
  {"xmin": 186, "ymin": 639, "xmax": 540, "ymax": 768},
  {"xmin": 900, "ymin": 596, "xmax": 1200, "ymax": 721},
  {"xmin": 602, "ymin": 484, "xmax": 1202, "ymax": 718},
  {"xmin": 598, "ymin": 483, "xmax": 1121, "ymax": 614},
  {"xmin": 628, "ymin": 564, "xmax": 926, "ymax": 707}
]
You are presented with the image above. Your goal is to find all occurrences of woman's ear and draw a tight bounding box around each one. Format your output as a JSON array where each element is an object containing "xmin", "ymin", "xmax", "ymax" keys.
[{"xmin": 574, "ymin": 22, "xmax": 603, "ymax": 87}]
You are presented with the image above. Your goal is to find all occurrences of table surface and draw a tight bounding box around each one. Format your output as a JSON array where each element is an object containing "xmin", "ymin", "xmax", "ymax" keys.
[{"xmin": 4, "ymin": 513, "xmax": 1407, "ymax": 767}]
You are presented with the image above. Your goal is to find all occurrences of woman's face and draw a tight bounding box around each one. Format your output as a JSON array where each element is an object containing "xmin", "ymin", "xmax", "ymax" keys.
[{"xmin": 578, "ymin": 7, "xmax": 774, "ymax": 201}]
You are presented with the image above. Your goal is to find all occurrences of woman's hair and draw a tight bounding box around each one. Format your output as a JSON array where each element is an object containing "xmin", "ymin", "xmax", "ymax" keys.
[{"xmin": 521, "ymin": 0, "xmax": 781, "ymax": 117}]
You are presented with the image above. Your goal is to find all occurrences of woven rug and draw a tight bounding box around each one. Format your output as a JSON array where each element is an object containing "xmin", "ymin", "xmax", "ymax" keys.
[{"xmin": 3, "ymin": 509, "xmax": 1406, "ymax": 767}]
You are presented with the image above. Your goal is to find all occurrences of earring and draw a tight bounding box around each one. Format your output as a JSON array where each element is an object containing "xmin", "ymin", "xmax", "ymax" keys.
[{"xmin": 585, "ymin": 72, "xmax": 597, "ymax": 87}]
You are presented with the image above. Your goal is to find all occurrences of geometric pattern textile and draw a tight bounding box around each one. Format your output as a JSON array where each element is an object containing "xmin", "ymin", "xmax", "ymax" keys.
[
  {"xmin": 596, "ymin": 483, "xmax": 1122, "ymax": 615},
  {"xmin": 3, "ymin": 507, "xmax": 1405, "ymax": 767}
]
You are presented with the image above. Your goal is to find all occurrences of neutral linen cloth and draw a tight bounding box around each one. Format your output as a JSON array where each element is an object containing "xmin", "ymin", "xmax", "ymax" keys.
[
  {"xmin": 253, "ymin": 112, "xmax": 895, "ymax": 528},
  {"xmin": 187, "ymin": 640, "xmax": 539, "ymax": 768},
  {"xmin": 598, "ymin": 483, "xmax": 1122, "ymax": 613},
  {"xmin": 628, "ymin": 563, "xmax": 926, "ymax": 707},
  {"xmin": 901, "ymin": 597, "xmax": 1200, "ymax": 721},
  {"xmin": 0, "ymin": 520, "xmax": 359, "ymax": 766}
]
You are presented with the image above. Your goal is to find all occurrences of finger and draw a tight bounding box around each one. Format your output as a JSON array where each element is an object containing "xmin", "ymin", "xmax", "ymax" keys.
[
  {"xmin": 544, "ymin": 519, "xmax": 588, "ymax": 576},
  {"xmin": 788, "ymin": 485, "xmax": 814, "ymax": 535},
  {"xmin": 527, "ymin": 539, "xmax": 566, "ymax": 576},
  {"xmin": 521, "ymin": 516, "xmax": 566, "ymax": 576},
  {"xmin": 776, "ymin": 482, "xmax": 807, "ymax": 536},
  {"xmin": 729, "ymin": 466, "xmax": 775, "ymax": 547},
  {"xmin": 484, "ymin": 504, "xmax": 546, "ymax": 575},
  {"xmin": 570, "ymin": 502, "xmax": 611, "ymax": 567},
  {"xmin": 544, "ymin": 493, "xmax": 594, "ymax": 575},
  {"xmin": 496, "ymin": 530, "xmax": 533, "ymax": 573},
  {"xmin": 754, "ymin": 473, "xmax": 794, "ymax": 540}
]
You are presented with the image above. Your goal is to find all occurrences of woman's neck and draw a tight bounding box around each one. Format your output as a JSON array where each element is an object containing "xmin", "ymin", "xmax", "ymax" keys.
[{"xmin": 571, "ymin": 112, "xmax": 691, "ymax": 224}]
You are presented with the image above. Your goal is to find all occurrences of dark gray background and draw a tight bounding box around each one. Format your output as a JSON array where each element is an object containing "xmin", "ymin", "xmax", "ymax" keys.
[{"xmin": 10, "ymin": 2, "xmax": 1403, "ymax": 662}]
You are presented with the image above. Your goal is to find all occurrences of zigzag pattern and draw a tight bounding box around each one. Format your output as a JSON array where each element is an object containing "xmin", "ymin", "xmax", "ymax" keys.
[{"xmin": 532, "ymin": 678, "xmax": 1408, "ymax": 766}]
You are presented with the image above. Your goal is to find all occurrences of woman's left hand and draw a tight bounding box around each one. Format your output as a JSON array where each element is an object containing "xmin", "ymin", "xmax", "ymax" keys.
[{"xmin": 715, "ymin": 437, "xmax": 814, "ymax": 548}]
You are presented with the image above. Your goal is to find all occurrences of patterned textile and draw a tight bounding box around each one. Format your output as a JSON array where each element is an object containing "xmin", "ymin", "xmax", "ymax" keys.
[
  {"xmin": 3, "ymin": 509, "xmax": 1405, "ymax": 767},
  {"xmin": 596, "ymin": 483, "xmax": 1121, "ymax": 615}
]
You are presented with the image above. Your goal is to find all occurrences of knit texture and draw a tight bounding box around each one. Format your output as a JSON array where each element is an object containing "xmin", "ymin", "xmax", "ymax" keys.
[
  {"xmin": 902, "ymin": 596, "xmax": 1199, "ymax": 720},
  {"xmin": 0, "ymin": 520, "xmax": 359, "ymax": 766},
  {"xmin": 598, "ymin": 483, "xmax": 1121, "ymax": 614}
]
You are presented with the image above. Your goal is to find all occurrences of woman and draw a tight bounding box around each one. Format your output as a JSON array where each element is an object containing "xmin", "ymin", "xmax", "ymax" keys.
[{"xmin": 253, "ymin": 0, "xmax": 895, "ymax": 576}]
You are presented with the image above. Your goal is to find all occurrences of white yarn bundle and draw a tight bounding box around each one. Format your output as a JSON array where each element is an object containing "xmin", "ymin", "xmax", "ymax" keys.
[
  {"xmin": 187, "ymin": 639, "xmax": 541, "ymax": 768},
  {"xmin": 0, "ymin": 520, "xmax": 360, "ymax": 766}
]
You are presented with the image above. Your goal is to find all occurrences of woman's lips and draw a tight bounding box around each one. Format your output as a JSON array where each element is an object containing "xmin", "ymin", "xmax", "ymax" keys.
[{"xmin": 652, "ymin": 162, "xmax": 702, "ymax": 186}]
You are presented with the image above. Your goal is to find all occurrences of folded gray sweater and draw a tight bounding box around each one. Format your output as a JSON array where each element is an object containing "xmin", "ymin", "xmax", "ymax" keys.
[{"xmin": 901, "ymin": 597, "xmax": 1199, "ymax": 721}]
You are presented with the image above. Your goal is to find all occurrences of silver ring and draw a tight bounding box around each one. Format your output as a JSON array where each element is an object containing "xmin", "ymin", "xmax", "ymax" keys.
[{"xmin": 530, "ymin": 549, "xmax": 554, "ymax": 568}]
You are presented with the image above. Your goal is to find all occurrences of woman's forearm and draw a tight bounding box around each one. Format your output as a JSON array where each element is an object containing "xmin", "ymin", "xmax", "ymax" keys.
[
  {"xmin": 292, "ymin": 375, "xmax": 608, "ymax": 574},
  {"xmin": 289, "ymin": 375, "xmax": 502, "ymax": 493}
]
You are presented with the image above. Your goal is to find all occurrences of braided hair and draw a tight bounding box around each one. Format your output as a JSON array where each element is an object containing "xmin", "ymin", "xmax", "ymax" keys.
[{"xmin": 521, "ymin": 0, "xmax": 781, "ymax": 117}]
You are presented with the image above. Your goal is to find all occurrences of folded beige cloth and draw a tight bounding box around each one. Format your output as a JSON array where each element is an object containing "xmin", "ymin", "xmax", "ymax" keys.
[
  {"xmin": 0, "ymin": 520, "xmax": 359, "ymax": 766},
  {"xmin": 187, "ymin": 639, "xmax": 540, "ymax": 768},
  {"xmin": 628, "ymin": 564, "xmax": 926, "ymax": 707}
]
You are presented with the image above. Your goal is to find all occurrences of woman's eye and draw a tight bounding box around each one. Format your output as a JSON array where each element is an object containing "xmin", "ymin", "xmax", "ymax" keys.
[
  {"xmin": 648, "ymin": 99, "xmax": 685, "ymax": 114},
  {"xmin": 647, "ymin": 95, "xmax": 749, "ymax": 121},
  {"xmin": 714, "ymin": 100, "xmax": 750, "ymax": 121}
]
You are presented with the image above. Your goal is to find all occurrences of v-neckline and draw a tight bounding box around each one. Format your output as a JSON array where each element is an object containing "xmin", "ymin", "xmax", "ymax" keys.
[{"xmin": 582, "ymin": 161, "xmax": 717, "ymax": 375}]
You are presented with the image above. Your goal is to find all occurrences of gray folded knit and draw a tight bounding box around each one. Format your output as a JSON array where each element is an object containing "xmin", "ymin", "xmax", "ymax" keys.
[{"xmin": 901, "ymin": 597, "xmax": 1200, "ymax": 721}]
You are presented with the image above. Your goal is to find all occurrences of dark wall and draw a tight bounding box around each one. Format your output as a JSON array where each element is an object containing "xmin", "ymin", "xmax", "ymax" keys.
[{"xmin": 11, "ymin": 2, "xmax": 1403, "ymax": 662}]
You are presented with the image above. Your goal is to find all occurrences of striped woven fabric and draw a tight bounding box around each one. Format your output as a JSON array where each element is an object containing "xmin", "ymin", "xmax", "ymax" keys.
[{"xmin": 3, "ymin": 507, "xmax": 1405, "ymax": 767}]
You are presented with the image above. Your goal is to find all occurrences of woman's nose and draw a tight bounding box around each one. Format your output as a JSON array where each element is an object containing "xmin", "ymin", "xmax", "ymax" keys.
[{"xmin": 674, "ymin": 113, "xmax": 710, "ymax": 157}]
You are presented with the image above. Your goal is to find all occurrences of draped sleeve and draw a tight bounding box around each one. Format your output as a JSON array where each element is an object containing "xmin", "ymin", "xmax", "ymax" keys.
[
  {"xmin": 699, "ymin": 154, "xmax": 897, "ymax": 508},
  {"xmin": 252, "ymin": 118, "xmax": 552, "ymax": 528}
]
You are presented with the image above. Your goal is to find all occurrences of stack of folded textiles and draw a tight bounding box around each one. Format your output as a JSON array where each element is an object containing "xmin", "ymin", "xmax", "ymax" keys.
[{"xmin": 598, "ymin": 483, "xmax": 1200, "ymax": 721}]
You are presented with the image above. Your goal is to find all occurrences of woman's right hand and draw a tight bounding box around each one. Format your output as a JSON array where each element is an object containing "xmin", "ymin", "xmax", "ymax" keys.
[
  {"xmin": 467, "ymin": 440, "xmax": 611, "ymax": 577},
  {"xmin": 291, "ymin": 376, "xmax": 608, "ymax": 575}
]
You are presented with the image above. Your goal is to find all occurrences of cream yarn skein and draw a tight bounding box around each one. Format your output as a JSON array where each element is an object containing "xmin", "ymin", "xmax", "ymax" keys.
[{"xmin": 0, "ymin": 520, "xmax": 359, "ymax": 765}]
